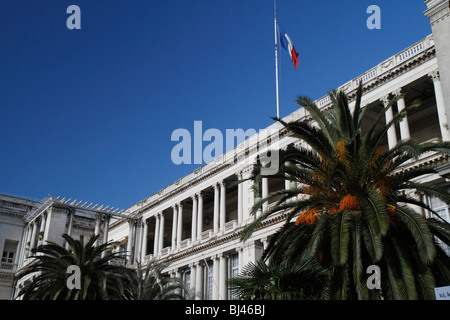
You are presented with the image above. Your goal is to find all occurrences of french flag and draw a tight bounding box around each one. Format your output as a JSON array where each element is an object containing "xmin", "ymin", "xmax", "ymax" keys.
[{"xmin": 278, "ymin": 25, "xmax": 300, "ymax": 69}]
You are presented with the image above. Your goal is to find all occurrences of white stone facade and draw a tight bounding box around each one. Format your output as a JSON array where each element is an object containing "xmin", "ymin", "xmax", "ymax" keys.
[
  {"xmin": 425, "ymin": 0, "xmax": 450, "ymax": 115},
  {"xmin": 0, "ymin": 195, "xmax": 35, "ymax": 300},
  {"xmin": 1, "ymin": 1, "xmax": 449, "ymax": 300},
  {"xmin": 0, "ymin": 196, "xmax": 99, "ymax": 299},
  {"xmin": 105, "ymin": 31, "xmax": 450, "ymax": 299}
]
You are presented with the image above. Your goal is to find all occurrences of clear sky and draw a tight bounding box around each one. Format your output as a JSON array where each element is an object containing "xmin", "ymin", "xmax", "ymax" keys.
[{"xmin": 0, "ymin": 0, "xmax": 433, "ymax": 210}]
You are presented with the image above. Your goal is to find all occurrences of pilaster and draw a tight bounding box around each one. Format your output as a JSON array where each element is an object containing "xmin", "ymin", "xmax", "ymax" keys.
[
  {"xmin": 177, "ymin": 203, "xmax": 183, "ymax": 248},
  {"xmin": 236, "ymin": 171, "xmax": 244, "ymax": 224},
  {"xmin": 393, "ymin": 88, "xmax": 411, "ymax": 141},
  {"xmin": 425, "ymin": 0, "xmax": 450, "ymax": 128},
  {"xmin": 159, "ymin": 212, "xmax": 165, "ymax": 253},
  {"xmin": 213, "ymin": 183, "xmax": 220, "ymax": 233},
  {"xmin": 154, "ymin": 213, "xmax": 160, "ymax": 256},
  {"xmin": 219, "ymin": 180, "xmax": 227, "ymax": 230},
  {"xmin": 381, "ymin": 95, "xmax": 398, "ymax": 149},
  {"xmin": 171, "ymin": 205, "xmax": 178, "ymax": 251},
  {"xmin": 429, "ymin": 70, "xmax": 450, "ymax": 141},
  {"xmin": 127, "ymin": 219, "xmax": 135, "ymax": 265},
  {"xmin": 197, "ymin": 192, "xmax": 203, "ymax": 239},
  {"xmin": 141, "ymin": 218, "xmax": 149, "ymax": 261},
  {"xmin": 219, "ymin": 253, "xmax": 228, "ymax": 300},
  {"xmin": 191, "ymin": 195, "xmax": 198, "ymax": 243}
]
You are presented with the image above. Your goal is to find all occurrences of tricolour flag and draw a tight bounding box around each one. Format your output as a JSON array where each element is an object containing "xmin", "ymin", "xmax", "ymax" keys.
[{"xmin": 278, "ymin": 25, "xmax": 300, "ymax": 69}]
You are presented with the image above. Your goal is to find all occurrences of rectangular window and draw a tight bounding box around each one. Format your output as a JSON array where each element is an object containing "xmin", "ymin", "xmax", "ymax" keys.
[
  {"xmin": 1, "ymin": 251, "xmax": 14, "ymax": 263},
  {"xmin": 1, "ymin": 240, "xmax": 18, "ymax": 265},
  {"xmin": 428, "ymin": 193, "xmax": 450, "ymax": 255},
  {"xmin": 229, "ymin": 253, "xmax": 239, "ymax": 300},
  {"xmin": 206, "ymin": 261, "xmax": 213, "ymax": 300}
]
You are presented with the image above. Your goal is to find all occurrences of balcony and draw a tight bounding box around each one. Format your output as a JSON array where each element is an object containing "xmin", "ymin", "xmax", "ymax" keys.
[
  {"xmin": 314, "ymin": 34, "xmax": 434, "ymax": 110},
  {"xmin": 0, "ymin": 262, "xmax": 17, "ymax": 272},
  {"xmin": 223, "ymin": 220, "xmax": 238, "ymax": 233}
]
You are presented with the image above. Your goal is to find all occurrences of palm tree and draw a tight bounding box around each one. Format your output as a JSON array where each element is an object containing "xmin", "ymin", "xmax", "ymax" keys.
[
  {"xmin": 125, "ymin": 258, "xmax": 188, "ymax": 300},
  {"xmin": 241, "ymin": 84, "xmax": 450, "ymax": 299},
  {"xmin": 16, "ymin": 234, "xmax": 132, "ymax": 300},
  {"xmin": 229, "ymin": 255, "xmax": 327, "ymax": 300}
]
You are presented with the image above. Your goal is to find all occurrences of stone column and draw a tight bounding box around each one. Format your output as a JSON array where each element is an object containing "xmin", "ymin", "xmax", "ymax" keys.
[
  {"xmin": 261, "ymin": 237, "xmax": 270, "ymax": 263},
  {"xmin": 159, "ymin": 212, "xmax": 165, "ymax": 253},
  {"xmin": 177, "ymin": 203, "xmax": 183, "ymax": 248},
  {"xmin": 261, "ymin": 237, "xmax": 269, "ymax": 251},
  {"xmin": 175, "ymin": 269, "xmax": 182, "ymax": 296},
  {"xmin": 237, "ymin": 172, "xmax": 243, "ymax": 224},
  {"xmin": 191, "ymin": 195, "xmax": 198, "ymax": 242},
  {"xmin": 25, "ymin": 224, "xmax": 33, "ymax": 258},
  {"xmin": 65, "ymin": 210, "xmax": 74, "ymax": 249},
  {"xmin": 381, "ymin": 95, "xmax": 398, "ymax": 149},
  {"xmin": 18, "ymin": 225, "xmax": 30, "ymax": 266},
  {"xmin": 102, "ymin": 215, "xmax": 110, "ymax": 243},
  {"xmin": 195, "ymin": 261, "xmax": 203, "ymax": 300},
  {"xmin": 213, "ymin": 255, "xmax": 220, "ymax": 300},
  {"xmin": 262, "ymin": 177, "xmax": 269, "ymax": 213},
  {"xmin": 219, "ymin": 180, "xmax": 227, "ymax": 230},
  {"xmin": 127, "ymin": 219, "xmax": 135, "ymax": 265},
  {"xmin": 284, "ymin": 160, "xmax": 291, "ymax": 203},
  {"xmin": 134, "ymin": 219, "xmax": 143, "ymax": 263},
  {"xmin": 237, "ymin": 246, "xmax": 244, "ymax": 273},
  {"xmin": 429, "ymin": 70, "xmax": 450, "ymax": 141},
  {"xmin": 101, "ymin": 215, "xmax": 110, "ymax": 258},
  {"xmin": 213, "ymin": 183, "xmax": 220, "ymax": 233},
  {"xmin": 141, "ymin": 218, "xmax": 148, "ymax": 262},
  {"xmin": 94, "ymin": 214, "xmax": 101, "ymax": 245},
  {"xmin": 197, "ymin": 192, "xmax": 203, "ymax": 239},
  {"xmin": 38, "ymin": 213, "xmax": 47, "ymax": 247},
  {"xmin": 242, "ymin": 165, "xmax": 255, "ymax": 222},
  {"xmin": 154, "ymin": 214, "xmax": 160, "ymax": 256},
  {"xmin": 190, "ymin": 263, "xmax": 197, "ymax": 300},
  {"xmin": 30, "ymin": 220, "xmax": 38, "ymax": 251},
  {"xmin": 219, "ymin": 253, "xmax": 228, "ymax": 300},
  {"xmin": 171, "ymin": 205, "xmax": 178, "ymax": 251},
  {"xmin": 42, "ymin": 206, "xmax": 53, "ymax": 243},
  {"xmin": 66, "ymin": 210, "xmax": 74, "ymax": 237},
  {"xmin": 394, "ymin": 88, "xmax": 411, "ymax": 141}
]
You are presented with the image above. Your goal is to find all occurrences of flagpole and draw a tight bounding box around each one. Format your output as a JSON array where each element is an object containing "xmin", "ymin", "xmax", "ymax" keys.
[{"xmin": 274, "ymin": 0, "xmax": 280, "ymax": 119}]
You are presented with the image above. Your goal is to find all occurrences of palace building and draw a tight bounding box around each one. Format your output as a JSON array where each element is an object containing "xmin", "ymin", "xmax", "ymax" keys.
[{"xmin": 1, "ymin": 0, "xmax": 450, "ymax": 300}]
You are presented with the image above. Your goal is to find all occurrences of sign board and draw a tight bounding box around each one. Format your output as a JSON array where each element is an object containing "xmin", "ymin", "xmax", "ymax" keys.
[{"xmin": 434, "ymin": 286, "xmax": 450, "ymax": 300}]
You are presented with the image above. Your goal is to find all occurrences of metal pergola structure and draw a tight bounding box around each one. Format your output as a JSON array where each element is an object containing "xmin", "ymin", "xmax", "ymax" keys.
[{"xmin": 23, "ymin": 195, "xmax": 135, "ymax": 223}]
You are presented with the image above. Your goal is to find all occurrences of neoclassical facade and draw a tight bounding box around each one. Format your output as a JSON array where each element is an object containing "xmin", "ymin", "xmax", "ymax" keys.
[
  {"xmin": 1, "ymin": 0, "xmax": 450, "ymax": 300},
  {"xmin": 0, "ymin": 194, "xmax": 100, "ymax": 299}
]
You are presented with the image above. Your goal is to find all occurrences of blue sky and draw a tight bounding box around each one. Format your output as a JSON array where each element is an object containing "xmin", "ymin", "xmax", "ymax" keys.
[{"xmin": 0, "ymin": 1, "xmax": 432, "ymax": 209}]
